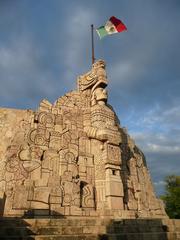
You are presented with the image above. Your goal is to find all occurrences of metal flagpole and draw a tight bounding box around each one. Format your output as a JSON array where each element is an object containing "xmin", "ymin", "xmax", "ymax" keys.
[{"xmin": 91, "ymin": 24, "xmax": 95, "ymax": 65}]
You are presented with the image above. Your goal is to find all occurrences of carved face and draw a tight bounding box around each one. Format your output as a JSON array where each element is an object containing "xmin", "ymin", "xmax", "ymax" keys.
[
  {"xmin": 93, "ymin": 60, "xmax": 106, "ymax": 69},
  {"xmin": 94, "ymin": 87, "xmax": 108, "ymax": 102}
]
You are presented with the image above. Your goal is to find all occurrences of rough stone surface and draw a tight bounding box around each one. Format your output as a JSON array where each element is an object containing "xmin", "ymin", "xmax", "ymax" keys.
[{"xmin": 0, "ymin": 60, "xmax": 167, "ymax": 219}]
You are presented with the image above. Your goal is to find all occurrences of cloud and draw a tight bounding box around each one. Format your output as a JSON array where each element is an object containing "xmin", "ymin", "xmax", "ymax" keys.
[
  {"xmin": 119, "ymin": 113, "xmax": 180, "ymax": 196},
  {"xmin": 0, "ymin": 36, "xmax": 37, "ymax": 73},
  {"xmin": 125, "ymin": 98, "xmax": 180, "ymax": 195},
  {"xmin": 0, "ymin": 36, "xmax": 35, "ymax": 95},
  {"xmin": 132, "ymin": 129, "xmax": 180, "ymax": 164},
  {"xmin": 61, "ymin": 7, "xmax": 97, "ymax": 87},
  {"xmin": 146, "ymin": 144, "xmax": 180, "ymax": 155},
  {"xmin": 0, "ymin": 36, "xmax": 59, "ymax": 108},
  {"xmin": 154, "ymin": 180, "xmax": 166, "ymax": 195},
  {"xmin": 109, "ymin": 60, "xmax": 145, "ymax": 88},
  {"xmin": 154, "ymin": 180, "xmax": 166, "ymax": 187}
]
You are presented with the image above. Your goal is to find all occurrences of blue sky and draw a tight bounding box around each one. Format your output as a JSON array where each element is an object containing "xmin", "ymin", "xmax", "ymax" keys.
[{"xmin": 0, "ymin": 0, "xmax": 180, "ymax": 195}]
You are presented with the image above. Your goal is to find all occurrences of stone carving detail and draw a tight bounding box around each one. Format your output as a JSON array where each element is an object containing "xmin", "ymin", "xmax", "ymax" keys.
[
  {"xmin": 0, "ymin": 60, "xmax": 167, "ymax": 218},
  {"xmin": 106, "ymin": 143, "xmax": 121, "ymax": 165},
  {"xmin": 81, "ymin": 184, "xmax": 95, "ymax": 208},
  {"xmin": 28, "ymin": 128, "xmax": 50, "ymax": 146}
]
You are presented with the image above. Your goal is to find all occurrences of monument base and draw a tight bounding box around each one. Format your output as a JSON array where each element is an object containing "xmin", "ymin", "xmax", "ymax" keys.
[{"xmin": 0, "ymin": 217, "xmax": 179, "ymax": 240}]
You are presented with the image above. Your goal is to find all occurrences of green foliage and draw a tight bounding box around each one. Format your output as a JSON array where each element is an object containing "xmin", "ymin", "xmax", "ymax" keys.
[{"xmin": 161, "ymin": 175, "xmax": 180, "ymax": 219}]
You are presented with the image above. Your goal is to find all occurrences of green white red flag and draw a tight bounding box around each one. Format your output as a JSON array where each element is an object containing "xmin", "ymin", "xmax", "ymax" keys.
[{"xmin": 96, "ymin": 16, "xmax": 127, "ymax": 39}]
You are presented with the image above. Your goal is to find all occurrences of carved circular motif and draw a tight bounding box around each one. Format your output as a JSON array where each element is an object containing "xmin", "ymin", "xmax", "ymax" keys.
[
  {"xmin": 38, "ymin": 112, "xmax": 54, "ymax": 125},
  {"xmin": 65, "ymin": 152, "xmax": 75, "ymax": 163},
  {"xmin": 35, "ymin": 135, "xmax": 45, "ymax": 145}
]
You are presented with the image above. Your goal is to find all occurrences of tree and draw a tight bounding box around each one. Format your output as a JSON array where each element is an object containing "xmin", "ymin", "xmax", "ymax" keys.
[{"xmin": 161, "ymin": 175, "xmax": 180, "ymax": 219}]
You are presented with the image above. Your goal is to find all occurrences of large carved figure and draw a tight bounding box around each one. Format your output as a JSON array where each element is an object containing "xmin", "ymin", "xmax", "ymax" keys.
[{"xmin": 0, "ymin": 60, "xmax": 166, "ymax": 218}]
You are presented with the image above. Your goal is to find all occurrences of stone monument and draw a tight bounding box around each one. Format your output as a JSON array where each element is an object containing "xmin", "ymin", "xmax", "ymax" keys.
[{"xmin": 0, "ymin": 60, "xmax": 167, "ymax": 219}]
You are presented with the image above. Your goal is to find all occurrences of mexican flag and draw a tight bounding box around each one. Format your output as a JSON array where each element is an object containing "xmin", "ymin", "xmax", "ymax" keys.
[{"xmin": 96, "ymin": 16, "xmax": 127, "ymax": 39}]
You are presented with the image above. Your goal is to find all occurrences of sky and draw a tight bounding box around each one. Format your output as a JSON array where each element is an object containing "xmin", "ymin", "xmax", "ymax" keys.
[{"xmin": 0, "ymin": 0, "xmax": 180, "ymax": 195}]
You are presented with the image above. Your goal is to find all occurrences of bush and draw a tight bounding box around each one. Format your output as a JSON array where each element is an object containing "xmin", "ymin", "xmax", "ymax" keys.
[{"xmin": 161, "ymin": 175, "xmax": 180, "ymax": 219}]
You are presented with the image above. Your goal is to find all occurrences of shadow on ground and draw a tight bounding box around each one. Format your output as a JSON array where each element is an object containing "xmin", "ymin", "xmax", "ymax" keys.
[
  {"xmin": 98, "ymin": 218, "xmax": 168, "ymax": 240},
  {"xmin": 0, "ymin": 210, "xmax": 65, "ymax": 240}
]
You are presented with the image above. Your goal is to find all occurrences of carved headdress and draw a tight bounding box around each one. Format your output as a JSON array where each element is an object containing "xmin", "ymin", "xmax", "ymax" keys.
[{"xmin": 77, "ymin": 60, "xmax": 107, "ymax": 92}]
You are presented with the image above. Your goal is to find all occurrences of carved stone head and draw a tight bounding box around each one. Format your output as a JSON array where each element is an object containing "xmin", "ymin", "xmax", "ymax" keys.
[{"xmin": 77, "ymin": 59, "xmax": 107, "ymax": 92}]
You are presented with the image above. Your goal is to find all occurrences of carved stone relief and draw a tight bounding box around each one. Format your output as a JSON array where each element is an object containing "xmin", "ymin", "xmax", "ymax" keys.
[{"xmin": 0, "ymin": 60, "xmax": 167, "ymax": 218}]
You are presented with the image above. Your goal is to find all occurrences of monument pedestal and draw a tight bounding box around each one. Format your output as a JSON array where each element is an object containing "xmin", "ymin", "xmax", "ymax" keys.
[{"xmin": 0, "ymin": 217, "xmax": 179, "ymax": 240}]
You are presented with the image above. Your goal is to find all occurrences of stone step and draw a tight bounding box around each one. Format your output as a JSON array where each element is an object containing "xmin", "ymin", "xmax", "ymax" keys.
[
  {"xmin": 0, "ymin": 218, "xmax": 168, "ymax": 228},
  {"xmin": 0, "ymin": 218, "xmax": 104, "ymax": 227},
  {"xmin": 0, "ymin": 235, "xmax": 99, "ymax": 240},
  {"xmin": 0, "ymin": 218, "xmax": 179, "ymax": 240},
  {"xmin": 1, "ymin": 232, "xmax": 179, "ymax": 240},
  {"xmin": 31, "ymin": 236, "xmax": 99, "ymax": 240},
  {"xmin": 162, "ymin": 219, "xmax": 180, "ymax": 233},
  {"xmin": 0, "ymin": 224, "xmax": 170, "ymax": 238},
  {"xmin": 0, "ymin": 227, "xmax": 34, "ymax": 237},
  {"xmin": 0, "ymin": 224, "xmax": 167, "ymax": 236},
  {"xmin": 29, "ymin": 232, "xmax": 180, "ymax": 240},
  {"xmin": 0, "ymin": 226, "xmax": 106, "ymax": 236},
  {"xmin": 0, "ymin": 229, "xmax": 179, "ymax": 240},
  {"xmin": 107, "ymin": 225, "xmax": 165, "ymax": 233},
  {"xmin": 171, "ymin": 220, "xmax": 180, "ymax": 232},
  {"xmin": 0, "ymin": 218, "xmax": 171, "ymax": 227}
]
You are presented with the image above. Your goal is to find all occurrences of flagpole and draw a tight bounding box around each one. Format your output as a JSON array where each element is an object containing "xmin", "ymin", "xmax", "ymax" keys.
[{"xmin": 91, "ymin": 24, "xmax": 95, "ymax": 65}]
